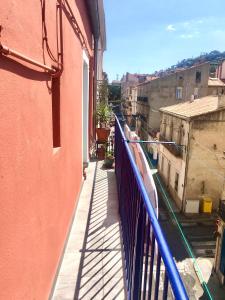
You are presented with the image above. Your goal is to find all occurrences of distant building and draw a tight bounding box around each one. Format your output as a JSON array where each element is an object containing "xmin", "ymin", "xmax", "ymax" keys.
[
  {"xmin": 111, "ymin": 80, "xmax": 121, "ymax": 87},
  {"xmin": 121, "ymin": 72, "xmax": 151, "ymax": 100},
  {"xmin": 136, "ymin": 62, "xmax": 225, "ymax": 138},
  {"xmin": 121, "ymin": 73, "xmax": 152, "ymax": 127},
  {"xmin": 158, "ymin": 95, "xmax": 225, "ymax": 212}
]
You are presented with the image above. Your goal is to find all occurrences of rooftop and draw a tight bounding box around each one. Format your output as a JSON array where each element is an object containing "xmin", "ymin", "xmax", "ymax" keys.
[{"xmin": 160, "ymin": 95, "xmax": 225, "ymax": 119}]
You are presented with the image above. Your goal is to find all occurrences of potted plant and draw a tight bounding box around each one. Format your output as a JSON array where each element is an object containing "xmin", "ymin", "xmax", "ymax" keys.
[
  {"xmin": 97, "ymin": 144, "xmax": 106, "ymax": 160},
  {"xmin": 96, "ymin": 103, "xmax": 112, "ymax": 142},
  {"xmin": 103, "ymin": 150, "xmax": 114, "ymax": 168}
]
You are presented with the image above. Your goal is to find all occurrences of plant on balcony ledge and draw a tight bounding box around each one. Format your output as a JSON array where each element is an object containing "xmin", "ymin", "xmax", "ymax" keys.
[
  {"xmin": 96, "ymin": 76, "xmax": 112, "ymax": 142},
  {"xmin": 96, "ymin": 103, "xmax": 112, "ymax": 141},
  {"xmin": 103, "ymin": 150, "xmax": 114, "ymax": 169}
]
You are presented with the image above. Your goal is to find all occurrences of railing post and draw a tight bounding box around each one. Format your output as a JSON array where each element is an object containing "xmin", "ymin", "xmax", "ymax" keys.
[{"xmin": 132, "ymin": 202, "xmax": 146, "ymax": 299}]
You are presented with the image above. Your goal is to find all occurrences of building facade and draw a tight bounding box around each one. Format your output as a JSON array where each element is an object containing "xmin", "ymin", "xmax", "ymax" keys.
[
  {"xmin": 0, "ymin": 1, "xmax": 105, "ymax": 299},
  {"xmin": 121, "ymin": 72, "xmax": 151, "ymax": 100},
  {"xmin": 136, "ymin": 62, "xmax": 225, "ymax": 138},
  {"xmin": 158, "ymin": 95, "xmax": 225, "ymax": 212}
]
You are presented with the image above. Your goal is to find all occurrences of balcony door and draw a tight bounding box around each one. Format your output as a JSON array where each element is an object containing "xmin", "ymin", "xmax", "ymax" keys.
[{"xmin": 82, "ymin": 51, "xmax": 89, "ymax": 164}]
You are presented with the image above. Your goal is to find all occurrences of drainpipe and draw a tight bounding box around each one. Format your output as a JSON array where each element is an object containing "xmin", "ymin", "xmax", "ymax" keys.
[
  {"xmin": 93, "ymin": 38, "xmax": 98, "ymax": 139},
  {"xmin": 57, "ymin": 0, "xmax": 64, "ymax": 66}
]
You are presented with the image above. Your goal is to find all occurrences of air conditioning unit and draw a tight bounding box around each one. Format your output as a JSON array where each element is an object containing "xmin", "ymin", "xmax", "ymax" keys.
[{"xmin": 185, "ymin": 199, "xmax": 200, "ymax": 214}]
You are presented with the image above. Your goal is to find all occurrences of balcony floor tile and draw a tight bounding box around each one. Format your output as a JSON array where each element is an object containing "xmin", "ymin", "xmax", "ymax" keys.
[{"xmin": 51, "ymin": 161, "xmax": 126, "ymax": 300}]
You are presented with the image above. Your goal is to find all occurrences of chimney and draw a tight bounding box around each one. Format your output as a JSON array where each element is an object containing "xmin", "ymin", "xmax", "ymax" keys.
[{"xmin": 218, "ymin": 94, "xmax": 225, "ymax": 108}]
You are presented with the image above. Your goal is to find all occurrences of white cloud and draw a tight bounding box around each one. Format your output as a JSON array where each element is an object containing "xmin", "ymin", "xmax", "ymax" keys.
[
  {"xmin": 182, "ymin": 21, "xmax": 190, "ymax": 28},
  {"xmin": 166, "ymin": 24, "xmax": 176, "ymax": 31},
  {"xmin": 180, "ymin": 34, "xmax": 194, "ymax": 39},
  {"xmin": 167, "ymin": 19, "xmax": 205, "ymax": 36},
  {"xmin": 180, "ymin": 31, "xmax": 200, "ymax": 39}
]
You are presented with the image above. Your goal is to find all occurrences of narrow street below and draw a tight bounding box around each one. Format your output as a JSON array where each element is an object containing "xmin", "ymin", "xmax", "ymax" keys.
[{"xmin": 157, "ymin": 178, "xmax": 225, "ymax": 300}]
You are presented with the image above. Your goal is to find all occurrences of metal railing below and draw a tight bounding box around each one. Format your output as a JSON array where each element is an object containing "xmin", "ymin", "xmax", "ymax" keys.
[{"xmin": 114, "ymin": 116, "xmax": 188, "ymax": 300}]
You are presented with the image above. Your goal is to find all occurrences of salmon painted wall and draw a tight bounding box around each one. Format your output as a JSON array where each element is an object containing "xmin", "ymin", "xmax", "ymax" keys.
[{"xmin": 0, "ymin": 1, "xmax": 93, "ymax": 299}]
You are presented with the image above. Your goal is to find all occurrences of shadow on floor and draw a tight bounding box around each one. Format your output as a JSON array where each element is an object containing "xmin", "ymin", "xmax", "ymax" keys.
[{"xmin": 74, "ymin": 161, "xmax": 126, "ymax": 300}]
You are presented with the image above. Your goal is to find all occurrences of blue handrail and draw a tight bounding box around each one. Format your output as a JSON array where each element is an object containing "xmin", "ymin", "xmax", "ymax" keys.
[{"xmin": 115, "ymin": 116, "xmax": 188, "ymax": 300}]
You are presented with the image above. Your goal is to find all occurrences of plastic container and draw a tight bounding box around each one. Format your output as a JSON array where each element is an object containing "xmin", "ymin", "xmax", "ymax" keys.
[{"xmin": 202, "ymin": 197, "xmax": 213, "ymax": 213}]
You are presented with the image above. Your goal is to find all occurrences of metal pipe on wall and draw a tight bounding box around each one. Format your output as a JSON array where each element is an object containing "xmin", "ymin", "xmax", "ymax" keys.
[{"xmin": 0, "ymin": 43, "xmax": 58, "ymax": 74}]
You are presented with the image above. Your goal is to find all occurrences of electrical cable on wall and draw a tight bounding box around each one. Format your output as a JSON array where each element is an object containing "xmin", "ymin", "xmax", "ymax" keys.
[
  {"xmin": 0, "ymin": 1, "xmax": 63, "ymax": 77},
  {"xmin": 59, "ymin": 0, "xmax": 89, "ymax": 55},
  {"xmin": 41, "ymin": 0, "xmax": 59, "ymax": 64},
  {"xmin": 41, "ymin": 0, "xmax": 63, "ymax": 77}
]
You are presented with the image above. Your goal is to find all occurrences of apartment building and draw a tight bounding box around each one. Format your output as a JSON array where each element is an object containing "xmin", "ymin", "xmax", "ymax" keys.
[
  {"xmin": 0, "ymin": 1, "xmax": 105, "ymax": 299},
  {"xmin": 158, "ymin": 95, "xmax": 225, "ymax": 212},
  {"xmin": 121, "ymin": 72, "xmax": 151, "ymax": 100},
  {"xmin": 136, "ymin": 62, "xmax": 225, "ymax": 138}
]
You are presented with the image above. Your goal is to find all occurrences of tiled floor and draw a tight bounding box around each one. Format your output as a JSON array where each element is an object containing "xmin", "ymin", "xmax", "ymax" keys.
[{"xmin": 52, "ymin": 161, "xmax": 126, "ymax": 300}]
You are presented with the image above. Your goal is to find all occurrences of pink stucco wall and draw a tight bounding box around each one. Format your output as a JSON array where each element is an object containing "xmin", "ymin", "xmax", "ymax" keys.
[{"xmin": 0, "ymin": 1, "xmax": 94, "ymax": 299}]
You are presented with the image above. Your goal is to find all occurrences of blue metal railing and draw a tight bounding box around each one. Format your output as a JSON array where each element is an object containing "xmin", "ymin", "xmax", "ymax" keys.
[{"xmin": 115, "ymin": 116, "xmax": 188, "ymax": 300}]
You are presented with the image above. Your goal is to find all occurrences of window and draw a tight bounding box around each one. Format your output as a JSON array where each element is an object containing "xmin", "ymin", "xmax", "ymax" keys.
[
  {"xmin": 176, "ymin": 87, "xmax": 183, "ymax": 100},
  {"xmin": 175, "ymin": 172, "xmax": 179, "ymax": 192},
  {"xmin": 161, "ymin": 121, "xmax": 166, "ymax": 136},
  {"xmin": 137, "ymin": 96, "xmax": 148, "ymax": 102},
  {"xmin": 194, "ymin": 87, "xmax": 198, "ymax": 99},
  {"xmin": 168, "ymin": 121, "xmax": 173, "ymax": 140},
  {"xmin": 196, "ymin": 71, "xmax": 201, "ymax": 83},
  {"xmin": 161, "ymin": 156, "xmax": 164, "ymax": 172}
]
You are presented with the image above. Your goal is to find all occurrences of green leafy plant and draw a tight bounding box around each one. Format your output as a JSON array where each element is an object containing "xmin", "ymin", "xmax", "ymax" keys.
[
  {"xmin": 104, "ymin": 149, "xmax": 114, "ymax": 168},
  {"xmin": 96, "ymin": 103, "xmax": 112, "ymax": 128},
  {"xmin": 105, "ymin": 149, "xmax": 114, "ymax": 159},
  {"xmin": 98, "ymin": 80, "xmax": 108, "ymax": 104}
]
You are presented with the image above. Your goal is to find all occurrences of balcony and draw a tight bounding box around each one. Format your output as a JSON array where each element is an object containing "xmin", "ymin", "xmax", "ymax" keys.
[
  {"xmin": 51, "ymin": 118, "xmax": 188, "ymax": 300},
  {"xmin": 52, "ymin": 160, "xmax": 125, "ymax": 299},
  {"xmin": 159, "ymin": 134, "xmax": 183, "ymax": 157},
  {"xmin": 137, "ymin": 96, "xmax": 148, "ymax": 102}
]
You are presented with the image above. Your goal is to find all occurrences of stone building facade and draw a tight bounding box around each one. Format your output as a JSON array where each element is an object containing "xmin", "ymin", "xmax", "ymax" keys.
[
  {"xmin": 158, "ymin": 95, "xmax": 225, "ymax": 212},
  {"xmin": 136, "ymin": 62, "xmax": 225, "ymax": 138}
]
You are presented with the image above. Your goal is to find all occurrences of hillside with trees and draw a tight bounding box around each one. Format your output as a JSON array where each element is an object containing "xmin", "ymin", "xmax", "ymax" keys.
[{"xmin": 154, "ymin": 50, "xmax": 225, "ymax": 77}]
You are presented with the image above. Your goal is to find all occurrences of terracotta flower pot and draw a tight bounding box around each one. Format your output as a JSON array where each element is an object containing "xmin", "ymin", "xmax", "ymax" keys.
[{"xmin": 96, "ymin": 128, "xmax": 110, "ymax": 142}]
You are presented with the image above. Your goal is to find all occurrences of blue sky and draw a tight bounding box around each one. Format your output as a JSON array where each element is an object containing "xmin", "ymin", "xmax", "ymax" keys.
[{"xmin": 104, "ymin": 0, "xmax": 225, "ymax": 82}]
